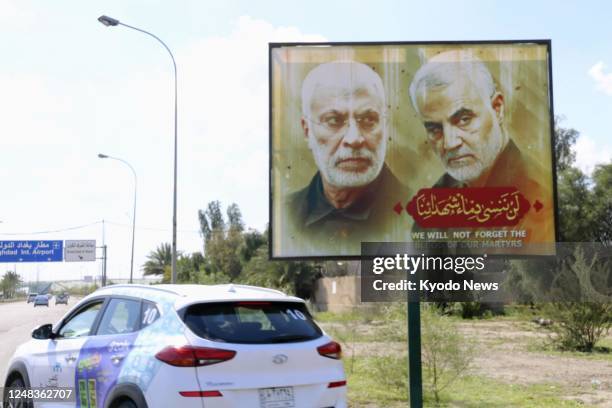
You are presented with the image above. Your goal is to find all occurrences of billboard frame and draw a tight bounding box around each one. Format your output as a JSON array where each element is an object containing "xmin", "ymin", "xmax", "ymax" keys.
[{"xmin": 268, "ymin": 39, "xmax": 559, "ymax": 261}]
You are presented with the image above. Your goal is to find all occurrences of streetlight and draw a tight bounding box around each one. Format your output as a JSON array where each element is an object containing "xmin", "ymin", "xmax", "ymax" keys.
[
  {"xmin": 98, "ymin": 15, "xmax": 178, "ymax": 284},
  {"xmin": 98, "ymin": 153, "xmax": 137, "ymax": 284}
]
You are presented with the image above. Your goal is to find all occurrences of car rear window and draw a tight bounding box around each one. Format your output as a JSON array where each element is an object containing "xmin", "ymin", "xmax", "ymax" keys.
[{"xmin": 182, "ymin": 301, "xmax": 322, "ymax": 344}]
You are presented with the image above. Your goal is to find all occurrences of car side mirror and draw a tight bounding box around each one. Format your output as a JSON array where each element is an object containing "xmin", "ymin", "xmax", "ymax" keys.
[{"xmin": 32, "ymin": 323, "xmax": 56, "ymax": 340}]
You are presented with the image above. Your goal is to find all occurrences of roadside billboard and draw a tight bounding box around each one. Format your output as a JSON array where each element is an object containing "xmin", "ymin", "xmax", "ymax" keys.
[{"xmin": 270, "ymin": 41, "xmax": 557, "ymax": 259}]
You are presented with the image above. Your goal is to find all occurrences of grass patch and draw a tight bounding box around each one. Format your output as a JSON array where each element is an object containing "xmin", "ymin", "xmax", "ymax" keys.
[
  {"xmin": 522, "ymin": 329, "xmax": 612, "ymax": 361},
  {"xmin": 596, "ymin": 337, "xmax": 612, "ymax": 349},
  {"xmin": 525, "ymin": 339, "xmax": 612, "ymax": 362},
  {"xmin": 434, "ymin": 375, "xmax": 587, "ymax": 407},
  {"xmin": 322, "ymin": 325, "xmax": 380, "ymax": 343},
  {"xmin": 346, "ymin": 355, "xmax": 408, "ymax": 406},
  {"xmin": 314, "ymin": 310, "xmax": 360, "ymax": 323},
  {"xmin": 346, "ymin": 357, "xmax": 587, "ymax": 407},
  {"xmin": 314, "ymin": 309, "xmax": 379, "ymax": 324}
]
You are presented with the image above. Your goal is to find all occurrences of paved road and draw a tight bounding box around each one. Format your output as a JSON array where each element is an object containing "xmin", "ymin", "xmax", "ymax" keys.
[{"xmin": 0, "ymin": 299, "xmax": 77, "ymax": 384}]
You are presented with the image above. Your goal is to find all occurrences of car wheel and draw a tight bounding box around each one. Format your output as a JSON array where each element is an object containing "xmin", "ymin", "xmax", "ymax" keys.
[
  {"xmin": 3, "ymin": 375, "xmax": 33, "ymax": 408},
  {"xmin": 115, "ymin": 398, "xmax": 138, "ymax": 408}
]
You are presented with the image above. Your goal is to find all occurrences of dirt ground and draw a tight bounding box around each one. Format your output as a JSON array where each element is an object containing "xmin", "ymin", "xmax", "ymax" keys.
[
  {"xmin": 456, "ymin": 320, "xmax": 612, "ymax": 407},
  {"xmin": 323, "ymin": 319, "xmax": 612, "ymax": 407}
]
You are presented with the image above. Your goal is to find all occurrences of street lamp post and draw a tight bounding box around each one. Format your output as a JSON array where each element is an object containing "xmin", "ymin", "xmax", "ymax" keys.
[
  {"xmin": 98, "ymin": 15, "xmax": 178, "ymax": 284},
  {"xmin": 98, "ymin": 153, "xmax": 137, "ymax": 284}
]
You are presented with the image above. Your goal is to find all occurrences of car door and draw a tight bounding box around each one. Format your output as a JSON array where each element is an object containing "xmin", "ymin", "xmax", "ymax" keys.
[
  {"xmin": 75, "ymin": 296, "xmax": 142, "ymax": 408},
  {"xmin": 30, "ymin": 298, "xmax": 106, "ymax": 408}
]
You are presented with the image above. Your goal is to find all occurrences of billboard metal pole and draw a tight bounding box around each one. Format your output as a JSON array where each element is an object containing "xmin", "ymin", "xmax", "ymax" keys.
[{"xmin": 408, "ymin": 301, "xmax": 423, "ymax": 407}]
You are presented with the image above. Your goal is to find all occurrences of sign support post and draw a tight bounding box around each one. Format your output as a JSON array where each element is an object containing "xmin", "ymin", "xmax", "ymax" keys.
[
  {"xmin": 408, "ymin": 301, "xmax": 423, "ymax": 407},
  {"xmin": 102, "ymin": 245, "xmax": 107, "ymax": 287},
  {"xmin": 97, "ymin": 245, "xmax": 107, "ymax": 287}
]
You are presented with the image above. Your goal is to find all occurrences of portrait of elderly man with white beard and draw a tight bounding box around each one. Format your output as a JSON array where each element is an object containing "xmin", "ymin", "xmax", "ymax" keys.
[
  {"xmin": 408, "ymin": 50, "xmax": 554, "ymax": 243},
  {"xmin": 285, "ymin": 61, "xmax": 412, "ymax": 248}
]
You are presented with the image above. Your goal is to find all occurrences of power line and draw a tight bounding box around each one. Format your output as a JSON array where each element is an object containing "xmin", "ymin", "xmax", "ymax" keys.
[
  {"xmin": 104, "ymin": 220, "xmax": 201, "ymax": 234},
  {"xmin": 0, "ymin": 220, "xmax": 202, "ymax": 236},
  {"xmin": 0, "ymin": 221, "xmax": 103, "ymax": 236}
]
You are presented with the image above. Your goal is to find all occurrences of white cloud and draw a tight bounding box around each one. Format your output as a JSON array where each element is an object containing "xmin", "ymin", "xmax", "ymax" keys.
[
  {"xmin": 588, "ymin": 62, "xmax": 612, "ymax": 95},
  {"xmin": 574, "ymin": 134, "xmax": 612, "ymax": 175}
]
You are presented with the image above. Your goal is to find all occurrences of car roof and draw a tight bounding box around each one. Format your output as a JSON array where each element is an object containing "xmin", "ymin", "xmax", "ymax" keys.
[{"xmin": 85, "ymin": 283, "xmax": 304, "ymax": 310}]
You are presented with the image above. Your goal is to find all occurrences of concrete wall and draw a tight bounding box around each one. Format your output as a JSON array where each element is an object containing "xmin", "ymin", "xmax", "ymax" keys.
[{"xmin": 312, "ymin": 276, "xmax": 360, "ymax": 313}]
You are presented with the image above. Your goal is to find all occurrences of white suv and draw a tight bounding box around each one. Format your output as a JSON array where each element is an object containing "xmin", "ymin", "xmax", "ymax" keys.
[{"xmin": 3, "ymin": 284, "xmax": 346, "ymax": 408}]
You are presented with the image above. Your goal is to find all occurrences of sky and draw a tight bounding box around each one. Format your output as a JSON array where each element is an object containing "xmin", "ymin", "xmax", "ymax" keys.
[{"xmin": 1, "ymin": 0, "xmax": 611, "ymax": 282}]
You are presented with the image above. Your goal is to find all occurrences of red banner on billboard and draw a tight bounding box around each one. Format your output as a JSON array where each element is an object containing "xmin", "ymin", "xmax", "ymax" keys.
[{"xmin": 406, "ymin": 187, "xmax": 531, "ymax": 228}]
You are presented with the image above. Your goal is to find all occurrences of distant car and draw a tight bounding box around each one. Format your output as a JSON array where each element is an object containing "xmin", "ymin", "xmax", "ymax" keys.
[
  {"xmin": 33, "ymin": 294, "xmax": 49, "ymax": 307},
  {"xmin": 4, "ymin": 284, "xmax": 346, "ymax": 408},
  {"xmin": 26, "ymin": 293, "xmax": 38, "ymax": 303},
  {"xmin": 55, "ymin": 293, "xmax": 69, "ymax": 305}
]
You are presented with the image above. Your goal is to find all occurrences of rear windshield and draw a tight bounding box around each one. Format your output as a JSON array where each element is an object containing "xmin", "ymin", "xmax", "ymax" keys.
[{"xmin": 182, "ymin": 301, "xmax": 322, "ymax": 344}]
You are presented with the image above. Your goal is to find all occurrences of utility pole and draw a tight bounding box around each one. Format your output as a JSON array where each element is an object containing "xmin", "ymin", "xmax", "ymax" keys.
[
  {"xmin": 102, "ymin": 245, "xmax": 107, "ymax": 287},
  {"xmin": 97, "ymin": 244, "xmax": 107, "ymax": 287}
]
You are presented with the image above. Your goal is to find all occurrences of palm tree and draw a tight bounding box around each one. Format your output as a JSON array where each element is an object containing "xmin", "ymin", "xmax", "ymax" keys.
[
  {"xmin": 1, "ymin": 271, "xmax": 22, "ymax": 299},
  {"xmin": 142, "ymin": 243, "xmax": 173, "ymax": 276}
]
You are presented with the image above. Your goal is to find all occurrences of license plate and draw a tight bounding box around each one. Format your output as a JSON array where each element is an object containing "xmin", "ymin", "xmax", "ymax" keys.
[{"xmin": 258, "ymin": 386, "xmax": 295, "ymax": 408}]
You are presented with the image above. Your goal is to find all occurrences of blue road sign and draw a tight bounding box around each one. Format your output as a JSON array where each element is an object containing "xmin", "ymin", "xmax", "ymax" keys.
[{"xmin": 0, "ymin": 240, "xmax": 63, "ymax": 262}]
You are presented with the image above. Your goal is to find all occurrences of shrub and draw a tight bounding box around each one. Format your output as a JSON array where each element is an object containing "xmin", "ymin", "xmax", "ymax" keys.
[
  {"xmin": 544, "ymin": 302, "xmax": 612, "ymax": 352},
  {"xmin": 421, "ymin": 305, "xmax": 475, "ymax": 404},
  {"xmin": 371, "ymin": 355, "xmax": 408, "ymax": 393}
]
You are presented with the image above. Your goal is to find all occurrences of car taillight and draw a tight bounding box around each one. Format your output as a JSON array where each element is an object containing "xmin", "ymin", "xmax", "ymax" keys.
[
  {"xmin": 155, "ymin": 346, "xmax": 236, "ymax": 367},
  {"xmin": 317, "ymin": 341, "xmax": 342, "ymax": 359},
  {"xmin": 328, "ymin": 380, "xmax": 347, "ymax": 388}
]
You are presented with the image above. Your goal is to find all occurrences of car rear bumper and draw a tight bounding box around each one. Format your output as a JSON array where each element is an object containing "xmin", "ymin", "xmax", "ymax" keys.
[{"xmin": 173, "ymin": 383, "xmax": 347, "ymax": 408}]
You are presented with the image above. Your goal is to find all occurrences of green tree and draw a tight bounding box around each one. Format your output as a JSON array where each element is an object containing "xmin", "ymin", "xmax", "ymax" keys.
[
  {"xmin": 198, "ymin": 201, "xmax": 245, "ymax": 280},
  {"xmin": 511, "ymin": 121, "xmax": 612, "ymax": 352},
  {"xmin": 591, "ymin": 163, "xmax": 612, "ymax": 245},
  {"xmin": 1, "ymin": 271, "xmax": 22, "ymax": 299},
  {"xmin": 142, "ymin": 243, "xmax": 173, "ymax": 276},
  {"xmin": 506, "ymin": 121, "xmax": 611, "ymax": 352},
  {"xmin": 227, "ymin": 203, "xmax": 244, "ymax": 232},
  {"xmin": 177, "ymin": 252, "xmax": 207, "ymax": 283},
  {"xmin": 557, "ymin": 166, "xmax": 595, "ymax": 242},
  {"xmin": 242, "ymin": 243, "xmax": 320, "ymax": 299},
  {"xmin": 553, "ymin": 116, "xmax": 580, "ymax": 172},
  {"xmin": 239, "ymin": 228, "xmax": 267, "ymax": 263},
  {"xmin": 198, "ymin": 200, "xmax": 225, "ymax": 242},
  {"xmin": 206, "ymin": 227, "xmax": 244, "ymax": 280}
]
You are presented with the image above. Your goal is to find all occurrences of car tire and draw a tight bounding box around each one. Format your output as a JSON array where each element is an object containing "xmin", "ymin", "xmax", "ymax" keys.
[
  {"xmin": 3, "ymin": 374, "xmax": 33, "ymax": 408},
  {"xmin": 115, "ymin": 398, "xmax": 138, "ymax": 408}
]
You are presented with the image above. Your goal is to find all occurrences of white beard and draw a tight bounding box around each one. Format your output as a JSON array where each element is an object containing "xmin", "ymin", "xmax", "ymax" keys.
[
  {"xmin": 308, "ymin": 133, "xmax": 387, "ymax": 188},
  {"xmin": 447, "ymin": 158, "xmax": 487, "ymax": 183}
]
